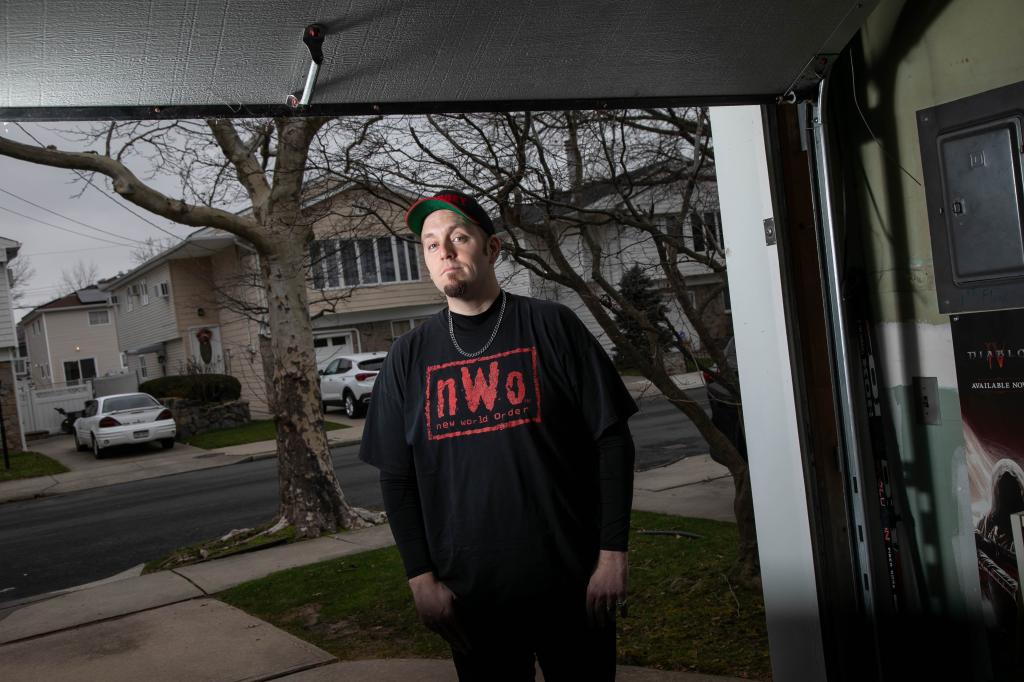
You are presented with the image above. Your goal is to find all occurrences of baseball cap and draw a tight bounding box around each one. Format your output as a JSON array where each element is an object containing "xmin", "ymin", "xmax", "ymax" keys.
[{"xmin": 405, "ymin": 190, "xmax": 495, "ymax": 236}]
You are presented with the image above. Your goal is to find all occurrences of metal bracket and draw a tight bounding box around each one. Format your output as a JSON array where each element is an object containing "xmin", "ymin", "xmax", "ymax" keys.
[
  {"xmin": 764, "ymin": 217, "xmax": 777, "ymax": 246},
  {"xmin": 778, "ymin": 53, "xmax": 838, "ymax": 104},
  {"xmin": 287, "ymin": 24, "xmax": 327, "ymax": 109}
]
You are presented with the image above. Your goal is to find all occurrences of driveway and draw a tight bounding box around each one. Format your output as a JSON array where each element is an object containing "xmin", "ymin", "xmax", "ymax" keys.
[{"xmin": 29, "ymin": 435, "xmax": 211, "ymax": 473}]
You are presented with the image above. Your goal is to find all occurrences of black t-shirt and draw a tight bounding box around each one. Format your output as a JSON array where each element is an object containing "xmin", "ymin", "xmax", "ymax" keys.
[{"xmin": 359, "ymin": 292, "xmax": 637, "ymax": 606}]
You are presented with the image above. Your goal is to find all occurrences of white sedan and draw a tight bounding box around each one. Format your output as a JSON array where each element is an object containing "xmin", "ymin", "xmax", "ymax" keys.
[{"xmin": 73, "ymin": 392, "xmax": 177, "ymax": 458}]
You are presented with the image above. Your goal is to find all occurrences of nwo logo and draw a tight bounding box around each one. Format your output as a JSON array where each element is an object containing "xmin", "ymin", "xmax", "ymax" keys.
[{"xmin": 425, "ymin": 347, "xmax": 542, "ymax": 440}]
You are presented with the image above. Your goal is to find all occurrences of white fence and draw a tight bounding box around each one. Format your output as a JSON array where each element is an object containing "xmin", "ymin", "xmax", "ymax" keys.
[{"xmin": 16, "ymin": 381, "xmax": 93, "ymax": 435}]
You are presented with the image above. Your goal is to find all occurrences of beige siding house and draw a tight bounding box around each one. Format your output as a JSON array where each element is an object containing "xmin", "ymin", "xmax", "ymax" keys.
[
  {"xmin": 0, "ymin": 236, "xmax": 24, "ymax": 451},
  {"xmin": 98, "ymin": 185, "xmax": 443, "ymax": 416},
  {"xmin": 20, "ymin": 287, "xmax": 121, "ymax": 387},
  {"xmin": 103, "ymin": 229, "xmax": 270, "ymax": 414},
  {"xmin": 305, "ymin": 186, "xmax": 443, "ymax": 363}
]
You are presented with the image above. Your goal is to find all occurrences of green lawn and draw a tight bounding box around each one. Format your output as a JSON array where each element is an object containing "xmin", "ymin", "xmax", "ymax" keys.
[
  {"xmin": 187, "ymin": 419, "xmax": 349, "ymax": 449},
  {"xmin": 219, "ymin": 511, "xmax": 770, "ymax": 680},
  {"xmin": 0, "ymin": 451, "xmax": 69, "ymax": 482}
]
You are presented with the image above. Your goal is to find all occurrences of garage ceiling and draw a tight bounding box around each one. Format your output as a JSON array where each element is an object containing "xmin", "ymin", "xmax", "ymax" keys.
[{"xmin": 0, "ymin": 0, "xmax": 876, "ymax": 120}]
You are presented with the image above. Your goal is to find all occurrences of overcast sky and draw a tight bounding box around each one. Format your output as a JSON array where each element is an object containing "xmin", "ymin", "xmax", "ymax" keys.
[{"xmin": 0, "ymin": 122, "xmax": 198, "ymax": 321}]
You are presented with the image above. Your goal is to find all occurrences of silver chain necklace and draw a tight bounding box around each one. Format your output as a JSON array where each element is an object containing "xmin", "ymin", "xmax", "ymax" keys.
[{"xmin": 448, "ymin": 290, "xmax": 507, "ymax": 358}]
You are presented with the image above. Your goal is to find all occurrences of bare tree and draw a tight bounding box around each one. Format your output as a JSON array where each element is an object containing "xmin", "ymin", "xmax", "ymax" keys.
[
  {"xmin": 57, "ymin": 259, "xmax": 100, "ymax": 295},
  {"xmin": 333, "ymin": 109, "xmax": 758, "ymax": 581},
  {"xmin": 0, "ymin": 118, "xmax": 382, "ymax": 536},
  {"xmin": 8, "ymin": 255, "xmax": 35, "ymax": 305},
  {"xmin": 130, "ymin": 236, "xmax": 178, "ymax": 265}
]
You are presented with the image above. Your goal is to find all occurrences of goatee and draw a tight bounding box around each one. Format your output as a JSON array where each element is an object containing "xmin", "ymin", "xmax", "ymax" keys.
[{"xmin": 443, "ymin": 282, "xmax": 467, "ymax": 298}]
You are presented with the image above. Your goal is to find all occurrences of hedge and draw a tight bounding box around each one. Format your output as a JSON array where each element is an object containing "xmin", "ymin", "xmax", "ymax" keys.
[{"xmin": 140, "ymin": 374, "xmax": 242, "ymax": 403}]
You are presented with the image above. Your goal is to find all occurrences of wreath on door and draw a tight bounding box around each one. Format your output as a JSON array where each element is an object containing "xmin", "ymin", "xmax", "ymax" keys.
[{"xmin": 195, "ymin": 327, "xmax": 214, "ymax": 364}]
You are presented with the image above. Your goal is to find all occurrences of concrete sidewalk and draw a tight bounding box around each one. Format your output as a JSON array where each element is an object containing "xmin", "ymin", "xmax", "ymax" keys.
[{"xmin": 0, "ymin": 455, "xmax": 747, "ymax": 682}]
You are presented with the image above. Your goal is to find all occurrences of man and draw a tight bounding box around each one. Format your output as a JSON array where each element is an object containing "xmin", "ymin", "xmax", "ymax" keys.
[{"xmin": 359, "ymin": 190, "xmax": 637, "ymax": 681}]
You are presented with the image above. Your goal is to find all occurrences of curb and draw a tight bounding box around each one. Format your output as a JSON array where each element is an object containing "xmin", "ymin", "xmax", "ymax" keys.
[{"xmin": 0, "ymin": 437, "xmax": 365, "ymax": 506}]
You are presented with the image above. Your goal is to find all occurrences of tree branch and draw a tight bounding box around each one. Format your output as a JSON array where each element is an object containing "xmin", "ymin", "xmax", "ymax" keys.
[{"xmin": 0, "ymin": 134, "xmax": 270, "ymax": 251}]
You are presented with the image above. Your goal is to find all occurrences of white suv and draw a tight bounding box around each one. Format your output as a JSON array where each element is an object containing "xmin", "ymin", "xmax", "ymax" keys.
[{"xmin": 319, "ymin": 351, "xmax": 387, "ymax": 418}]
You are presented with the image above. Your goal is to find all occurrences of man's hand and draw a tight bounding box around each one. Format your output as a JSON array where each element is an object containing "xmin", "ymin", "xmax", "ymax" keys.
[
  {"xmin": 408, "ymin": 572, "xmax": 471, "ymax": 653},
  {"xmin": 586, "ymin": 549, "xmax": 629, "ymax": 628}
]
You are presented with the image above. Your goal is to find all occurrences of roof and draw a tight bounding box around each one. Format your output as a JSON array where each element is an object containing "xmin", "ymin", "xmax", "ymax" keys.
[
  {"xmin": 22, "ymin": 287, "xmax": 111, "ymax": 321},
  {"xmin": 0, "ymin": 236, "xmax": 21, "ymax": 263},
  {"xmin": 99, "ymin": 228, "xmax": 239, "ymax": 291},
  {"xmin": 1, "ymin": 1, "xmax": 877, "ymax": 121},
  {"xmin": 501, "ymin": 161, "xmax": 718, "ymax": 227}
]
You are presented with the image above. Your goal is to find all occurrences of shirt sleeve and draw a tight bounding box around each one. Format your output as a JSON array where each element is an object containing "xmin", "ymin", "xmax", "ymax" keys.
[
  {"xmin": 358, "ymin": 341, "xmax": 414, "ymax": 476},
  {"xmin": 558, "ymin": 305, "xmax": 639, "ymax": 439},
  {"xmin": 380, "ymin": 470, "xmax": 434, "ymax": 578},
  {"xmin": 597, "ymin": 421, "xmax": 635, "ymax": 551}
]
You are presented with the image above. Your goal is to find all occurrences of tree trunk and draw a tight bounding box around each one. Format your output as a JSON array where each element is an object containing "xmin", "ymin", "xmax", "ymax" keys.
[
  {"xmin": 260, "ymin": 241, "xmax": 378, "ymax": 536},
  {"xmin": 657, "ymin": 379, "xmax": 760, "ymax": 585}
]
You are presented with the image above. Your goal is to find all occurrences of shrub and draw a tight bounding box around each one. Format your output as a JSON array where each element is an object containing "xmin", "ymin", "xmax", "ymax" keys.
[{"xmin": 140, "ymin": 373, "xmax": 242, "ymax": 403}]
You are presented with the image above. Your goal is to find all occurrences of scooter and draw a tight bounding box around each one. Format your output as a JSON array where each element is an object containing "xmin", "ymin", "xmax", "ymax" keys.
[{"xmin": 54, "ymin": 407, "xmax": 83, "ymax": 434}]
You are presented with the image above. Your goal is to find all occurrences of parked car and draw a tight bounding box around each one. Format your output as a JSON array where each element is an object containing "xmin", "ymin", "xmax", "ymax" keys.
[
  {"xmin": 703, "ymin": 338, "xmax": 746, "ymax": 459},
  {"xmin": 319, "ymin": 351, "xmax": 387, "ymax": 418},
  {"xmin": 73, "ymin": 392, "xmax": 176, "ymax": 458}
]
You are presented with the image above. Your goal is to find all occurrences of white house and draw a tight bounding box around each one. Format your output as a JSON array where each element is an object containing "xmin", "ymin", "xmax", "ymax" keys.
[
  {"xmin": 20, "ymin": 287, "xmax": 120, "ymax": 388},
  {"xmin": 0, "ymin": 236, "xmax": 25, "ymax": 451}
]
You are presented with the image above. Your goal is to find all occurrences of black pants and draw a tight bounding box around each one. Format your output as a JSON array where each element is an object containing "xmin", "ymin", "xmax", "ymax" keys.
[{"xmin": 450, "ymin": 591, "xmax": 616, "ymax": 681}]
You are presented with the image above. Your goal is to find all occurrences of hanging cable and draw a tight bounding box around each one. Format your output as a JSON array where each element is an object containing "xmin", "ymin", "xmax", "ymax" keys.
[
  {"xmin": 0, "ymin": 205, "xmax": 134, "ymax": 247},
  {"xmin": 0, "ymin": 185, "xmax": 148, "ymax": 245}
]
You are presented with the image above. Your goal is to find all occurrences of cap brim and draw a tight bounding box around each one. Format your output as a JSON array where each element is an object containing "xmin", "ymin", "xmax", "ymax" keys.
[{"xmin": 405, "ymin": 199, "xmax": 476, "ymax": 235}]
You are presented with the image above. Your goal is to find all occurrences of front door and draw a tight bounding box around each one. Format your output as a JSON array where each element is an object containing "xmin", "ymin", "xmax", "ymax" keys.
[{"xmin": 188, "ymin": 325, "xmax": 224, "ymax": 373}]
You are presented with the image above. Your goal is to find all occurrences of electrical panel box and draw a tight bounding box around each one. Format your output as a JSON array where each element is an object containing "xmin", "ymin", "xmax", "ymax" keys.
[{"xmin": 918, "ymin": 80, "xmax": 1024, "ymax": 314}]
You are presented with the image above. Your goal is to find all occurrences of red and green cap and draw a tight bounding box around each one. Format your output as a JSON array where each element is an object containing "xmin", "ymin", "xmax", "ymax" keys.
[{"xmin": 405, "ymin": 190, "xmax": 495, "ymax": 236}]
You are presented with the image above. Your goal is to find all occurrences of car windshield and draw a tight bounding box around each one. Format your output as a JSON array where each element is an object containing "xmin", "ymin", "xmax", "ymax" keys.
[
  {"xmin": 103, "ymin": 394, "xmax": 160, "ymax": 412},
  {"xmin": 358, "ymin": 359, "xmax": 385, "ymax": 371}
]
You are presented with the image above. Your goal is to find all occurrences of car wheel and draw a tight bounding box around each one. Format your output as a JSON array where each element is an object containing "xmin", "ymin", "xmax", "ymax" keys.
[
  {"xmin": 74, "ymin": 431, "xmax": 88, "ymax": 452},
  {"xmin": 343, "ymin": 391, "xmax": 365, "ymax": 419},
  {"xmin": 160, "ymin": 438, "xmax": 175, "ymax": 450},
  {"xmin": 92, "ymin": 435, "xmax": 104, "ymax": 459}
]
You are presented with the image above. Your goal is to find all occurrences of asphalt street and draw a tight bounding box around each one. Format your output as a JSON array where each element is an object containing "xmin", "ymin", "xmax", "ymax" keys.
[{"xmin": 0, "ymin": 393, "xmax": 709, "ymax": 602}]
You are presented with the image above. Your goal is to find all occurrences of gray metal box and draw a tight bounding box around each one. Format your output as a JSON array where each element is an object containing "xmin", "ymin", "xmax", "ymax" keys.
[{"xmin": 918, "ymin": 81, "xmax": 1024, "ymax": 313}]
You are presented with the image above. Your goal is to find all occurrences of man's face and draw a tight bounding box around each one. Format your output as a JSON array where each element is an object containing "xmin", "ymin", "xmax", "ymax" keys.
[{"xmin": 420, "ymin": 210, "xmax": 497, "ymax": 299}]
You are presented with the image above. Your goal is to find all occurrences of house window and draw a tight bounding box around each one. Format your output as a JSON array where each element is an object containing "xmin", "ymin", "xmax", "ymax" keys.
[
  {"xmin": 157, "ymin": 282, "xmax": 170, "ymax": 298},
  {"xmin": 88, "ymin": 310, "xmax": 110, "ymax": 325},
  {"xmin": 139, "ymin": 356, "xmax": 148, "ymax": 378},
  {"xmin": 391, "ymin": 319, "xmax": 414, "ymax": 339},
  {"xmin": 140, "ymin": 279, "xmax": 150, "ymax": 306},
  {"xmin": 63, "ymin": 358, "xmax": 97, "ymax": 386},
  {"xmin": 390, "ymin": 318, "xmax": 427, "ymax": 341},
  {"xmin": 310, "ymin": 237, "xmax": 421, "ymax": 290},
  {"xmin": 691, "ymin": 211, "xmax": 724, "ymax": 253}
]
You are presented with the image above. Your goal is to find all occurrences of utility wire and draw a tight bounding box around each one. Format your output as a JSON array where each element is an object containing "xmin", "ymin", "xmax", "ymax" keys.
[
  {"xmin": 22, "ymin": 245, "xmax": 112, "ymax": 257},
  {"xmin": 0, "ymin": 185, "xmax": 148, "ymax": 245},
  {"xmin": 0, "ymin": 205, "xmax": 135, "ymax": 247},
  {"xmin": 13, "ymin": 123, "xmax": 190, "ymax": 243}
]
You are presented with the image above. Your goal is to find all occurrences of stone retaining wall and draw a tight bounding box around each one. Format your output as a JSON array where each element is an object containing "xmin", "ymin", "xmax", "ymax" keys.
[{"xmin": 164, "ymin": 398, "xmax": 250, "ymax": 442}]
